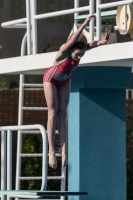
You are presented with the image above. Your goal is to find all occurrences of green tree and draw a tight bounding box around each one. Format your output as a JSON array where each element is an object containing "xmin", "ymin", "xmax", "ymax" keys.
[
  {"xmin": 21, "ymin": 134, "xmax": 42, "ymax": 190},
  {"xmin": 0, "ymin": 77, "xmax": 8, "ymax": 90}
]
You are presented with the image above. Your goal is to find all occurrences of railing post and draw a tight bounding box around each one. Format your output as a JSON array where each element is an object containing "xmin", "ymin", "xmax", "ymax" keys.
[
  {"xmin": 7, "ymin": 130, "xmax": 12, "ymax": 191},
  {"xmin": 96, "ymin": 0, "xmax": 101, "ymax": 40},
  {"xmin": 30, "ymin": 0, "xmax": 38, "ymax": 54},
  {"xmin": 26, "ymin": 0, "xmax": 32, "ymax": 55},
  {"xmin": 89, "ymin": 0, "xmax": 94, "ymax": 41},
  {"xmin": 16, "ymin": 74, "xmax": 24, "ymax": 192},
  {"xmin": 21, "ymin": 33, "xmax": 27, "ymax": 56},
  {"xmin": 1, "ymin": 131, "xmax": 7, "ymax": 200},
  {"xmin": 15, "ymin": 18, "xmax": 28, "ymax": 193},
  {"xmin": 74, "ymin": 0, "xmax": 79, "ymax": 21},
  {"xmin": 61, "ymin": 167, "xmax": 66, "ymax": 200}
]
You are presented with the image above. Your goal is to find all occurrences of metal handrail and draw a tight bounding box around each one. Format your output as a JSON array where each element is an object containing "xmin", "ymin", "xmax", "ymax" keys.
[
  {"xmin": 1, "ymin": 18, "xmax": 27, "ymax": 27},
  {"xmin": 33, "ymin": 6, "xmax": 90, "ymax": 20},
  {"xmin": 0, "ymin": 124, "xmax": 48, "ymax": 199},
  {"xmin": 1, "ymin": 0, "xmax": 92, "ymax": 54},
  {"xmin": 1, "ymin": 6, "xmax": 90, "ymax": 27},
  {"xmin": 2, "ymin": 0, "xmax": 133, "ymax": 53}
]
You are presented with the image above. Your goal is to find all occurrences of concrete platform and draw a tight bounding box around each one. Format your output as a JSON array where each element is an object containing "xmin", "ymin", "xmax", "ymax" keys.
[{"xmin": 0, "ymin": 42, "xmax": 133, "ymax": 75}]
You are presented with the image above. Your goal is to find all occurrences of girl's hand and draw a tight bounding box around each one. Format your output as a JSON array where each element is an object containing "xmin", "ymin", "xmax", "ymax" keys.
[
  {"xmin": 83, "ymin": 14, "xmax": 95, "ymax": 26},
  {"xmin": 95, "ymin": 29, "xmax": 110, "ymax": 47},
  {"xmin": 88, "ymin": 29, "xmax": 110, "ymax": 49},
  {"xmin": 103, "ymin": 29, "xmax": 110, "ymax": 44}
]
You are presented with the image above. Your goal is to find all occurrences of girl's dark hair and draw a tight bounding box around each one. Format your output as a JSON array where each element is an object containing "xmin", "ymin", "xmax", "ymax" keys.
[{"xmin": 67, "ymin": 33, "xmax": 87, "ymax": 50}]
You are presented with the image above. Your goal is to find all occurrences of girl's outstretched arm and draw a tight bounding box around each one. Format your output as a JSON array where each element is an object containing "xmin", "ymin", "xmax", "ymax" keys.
[
  {"xmin": 87, "ymin": 30, "xmax": 110, "ymax": 49},
  {"xmin": 59, "ymin": 15, "xmax": 95, "ymax": 54}
]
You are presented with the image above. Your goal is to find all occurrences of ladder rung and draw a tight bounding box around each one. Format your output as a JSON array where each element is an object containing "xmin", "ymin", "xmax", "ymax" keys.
[
  {"xmin": 21, "ymin": 130, "xmax": 59, "ymax": 134},
  {"xmin": 21, "ymin": 130, "xmax": 41, "ymax": 134},
  {"xmin": 23, "ymin": 84, "xmax": 43, "ymax": 87},
  {"xmin": 47, "ymin": 153, "xmax": 61, "ymax": 157},
  {"xmin": 55, "ymin": 130, "xmax": 59, "ymax": 134},
  {"xmin": 20, "ymin": 153, "xmax": 61, "ymax": 157},
  {"xmin": 22, "ymin": 107, "xmax": 48, "ymax": 110},
  {"xmin": 48, "ymin": 153, "xmax": 61, "ymax": 157},
  {"xmin": 19, "ymin": 177, "xmax": 42, "ymax": 180},
  {"xmin": 19, "ymin": 176, "xmax": 64, "ymax": 180},
  {"xmin": 38, "ymin": 199, "xmax": 59, "ymax": 200},
  {"xmin": 24, "ymin": 199, "xmax": 59, "ymax": 200},
  {"xmin": 47, "ymin": 176, "xmax": 65, "ymax": 180},
  {"xmin": 55, "ymin": 153, "xmax": 61, "ymax": 157},
  {"xmin": 20, "ymin": 154, "xmax": 42, "ymax": 157}
]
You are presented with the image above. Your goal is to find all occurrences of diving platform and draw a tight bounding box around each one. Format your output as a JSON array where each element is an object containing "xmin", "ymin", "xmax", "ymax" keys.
[{"xmin": 0, "ymin": 42, "xmax": 133, "ymax": 75}]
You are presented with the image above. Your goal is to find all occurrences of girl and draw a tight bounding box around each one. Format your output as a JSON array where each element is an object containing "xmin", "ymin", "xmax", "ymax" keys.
[{"xmin": 43, "ymin": 15, "xmax": 110, "ymax": 169}]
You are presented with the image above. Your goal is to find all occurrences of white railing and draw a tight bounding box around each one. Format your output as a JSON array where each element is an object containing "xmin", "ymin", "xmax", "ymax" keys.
[
  {"xmin": 1, "ymin": 2, "xmax": 92, "ymax": 54},
  {"xmin": 0, "ymin": 124, "xmax": 48, "ymax": 200},
  {"xmin": 1, "ymin": 0, "xmax": 133, "ymax": 55}
]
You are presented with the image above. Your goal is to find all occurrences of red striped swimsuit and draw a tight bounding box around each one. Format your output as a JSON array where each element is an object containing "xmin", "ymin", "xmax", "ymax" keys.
[{"xmin": 43, "ymin": 57, "xmax": 80, "ymax": 87}]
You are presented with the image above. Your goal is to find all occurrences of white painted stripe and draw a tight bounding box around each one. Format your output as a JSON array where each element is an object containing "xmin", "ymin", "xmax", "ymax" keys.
[
  {"xmin": 45, "ymin": 66, "xmax": 56, "ymax": 81},
  {"xmin": 45, "ymin": 58, "xmax": 69, "ymax": 82},
  {"xmin": 46, "ymin": 58, "xmax": 69, "ymax": 81},
  {"xmin": 45, "ymin": 66, "xmax": 54, "ymax": 81},
  {"xmin": 49, "ymin": 65, "xmax": 58, "ymax": 82}
]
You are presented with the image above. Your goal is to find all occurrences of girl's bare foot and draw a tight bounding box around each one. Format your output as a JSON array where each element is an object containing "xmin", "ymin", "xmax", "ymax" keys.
[
  {"xmin": 49, "ymin": 150, "xmax": 57, "ymax": 169},
  {"xmin": 58, "ymin": 148, "xmax": 67, "ymax": 167}
]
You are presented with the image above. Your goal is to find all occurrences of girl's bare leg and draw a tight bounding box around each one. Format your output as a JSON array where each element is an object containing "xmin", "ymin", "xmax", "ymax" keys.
[
  {"xmin": 57, "ymin": 80, "xmax": 71, "ymax": 167},
  {"xmin": 44, "ymin": 82, "xmax": 58, "ymax": 169}
]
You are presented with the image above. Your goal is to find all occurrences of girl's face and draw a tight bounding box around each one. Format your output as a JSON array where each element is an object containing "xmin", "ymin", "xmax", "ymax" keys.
[{"xmin": 70, "ymin": 48, "xmax": 86, "ymax": 61}]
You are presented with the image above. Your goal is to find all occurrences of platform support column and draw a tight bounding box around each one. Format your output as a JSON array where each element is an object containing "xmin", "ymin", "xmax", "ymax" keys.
[{"xmin": 68, "ymin": 67, "xmax": 132, "ymax": 200}]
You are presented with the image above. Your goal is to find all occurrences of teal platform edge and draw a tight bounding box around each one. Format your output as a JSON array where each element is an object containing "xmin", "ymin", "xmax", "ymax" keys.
[{"xmin": 68, "ymin": 67, "xmax": 132, "ymax": 200}]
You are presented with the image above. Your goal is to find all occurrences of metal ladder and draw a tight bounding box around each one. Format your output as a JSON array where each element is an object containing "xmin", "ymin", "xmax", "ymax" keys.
[{"xmin": 16, "ymin": 74, "xmax": 66, "ymax": 200}]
